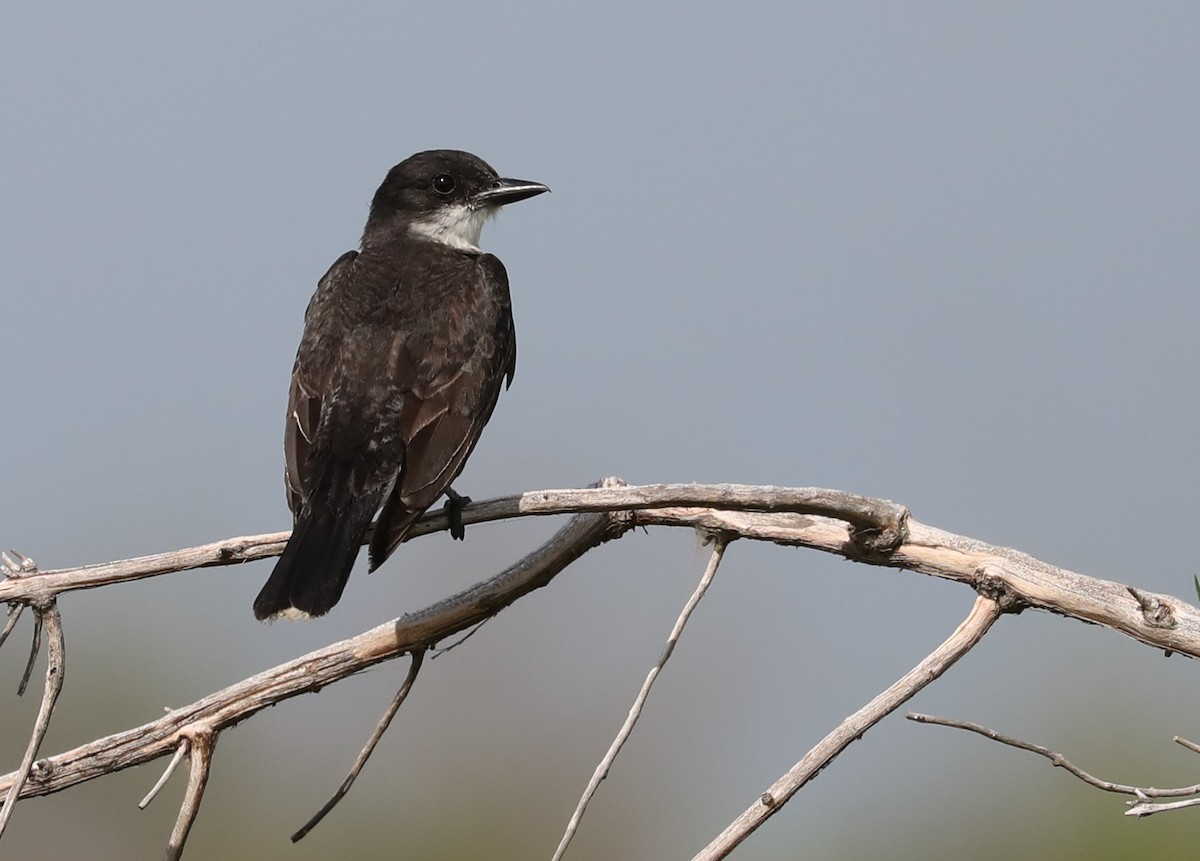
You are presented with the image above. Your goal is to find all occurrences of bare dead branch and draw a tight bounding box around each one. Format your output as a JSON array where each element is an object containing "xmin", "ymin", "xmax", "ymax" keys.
[
  {"xmin": 0, "ymin": 483, "xmax": 905, "ymax": 604},
  {"xmin": 3, "ymin": 482, "xmax": 1193, "ymax": 665},
  {"xmin": 292, "ymin": 647, "xmax": 426, "ymax": 842},
  {"xmin": 907, "ymin": 712, "xmax": 1200, "ymax": 817},
  {"xmin": 0, "ymin": 601, "xmax": 64, "ymax": 838},
  {"xmin": 552, "ymin": 533, "xmax": 729, "ymax": 861},
  {"xmin": 2, "ymin": 480, "xmax": 1200, "ymax": 855},
  {"xmin": 1, "ymin": 479, "xmax": 1196, "ymax": 661},
  {"xmin": 693, "ymin": 595, "xmax": 1002, "ymax": 861},
  {"xmin": 0, "ymin": 503, "xmax": 630, "ymax": 803},
  {"xmin": 632, "ymin": 504, "xmax": 1200, "ymax": 658},
  {"xmin": 164, "ymin": 730, "xmax": 216, "ymax": 861}
]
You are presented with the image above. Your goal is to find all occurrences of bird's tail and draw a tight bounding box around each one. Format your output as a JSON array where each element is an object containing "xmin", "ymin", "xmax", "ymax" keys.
[{"xmin": 253, "ymin": 496, "xmax": 371, "ymax": 621}]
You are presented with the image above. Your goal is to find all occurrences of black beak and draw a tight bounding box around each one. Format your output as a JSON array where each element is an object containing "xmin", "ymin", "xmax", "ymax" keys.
[{"xmin": 473, "ymin": 177, "xmax": 550, "ymax": 208}]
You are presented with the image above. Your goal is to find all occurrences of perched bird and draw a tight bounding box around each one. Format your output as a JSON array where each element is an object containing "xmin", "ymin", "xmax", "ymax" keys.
[{"xmin": 253, "ymin": 150, "xmax": 549, "ymax": 621}]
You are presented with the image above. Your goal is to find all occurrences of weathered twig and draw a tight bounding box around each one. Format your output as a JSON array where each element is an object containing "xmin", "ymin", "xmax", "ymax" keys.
[
  {"xmin": 1126, "ymin": 795, "xmax": 1200, "ymax": 816},
  {"xmin": 291, "ymin": 647, "xmax": 426, "ymax": 842},
  {"xmin": 552, "ymin": 533, "xmax": 729, "ymax": 861},
  {"xmin": 1174, "ymin": 736, "xmax": 1200, "ymax": 756},
  {"xmin": 139, "ymin": 741, "xmax": 188, "ymax": 810},
  {"xmin": 0, "ymin": 604, "xmax": 23, "ymax": 651},
  {"xmin": 907, "ymin": 712, "xmax": 1200, "ymax": 817},
  {"xmin": 164, "ymin": 729, "xmax": 216, "ymax": 861},
  {"xmin": 0, "ymin": 601, "xmax": 65, "ymax": 838},
  {"xmin": 15, "ymin": 608, "xmax": 42, "ymax": 697},
  {"xmin": 693, "ymin": 595, "xmax": 1001, "ymax": 861}
]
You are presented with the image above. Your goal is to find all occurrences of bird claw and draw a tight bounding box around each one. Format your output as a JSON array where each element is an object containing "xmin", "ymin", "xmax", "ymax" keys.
[{"xmin": 442, "ymin": 489, "xmax": 472, "ymax": 541}]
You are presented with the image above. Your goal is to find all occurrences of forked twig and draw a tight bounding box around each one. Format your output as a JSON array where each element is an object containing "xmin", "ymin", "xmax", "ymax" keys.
[
  {"xmin": 164, "ymin": 729, "xmax": 216, "ymax": 861},
  {"xmin": 552, "ymin": 534, "xmax": 729, "ymax": 861},
  {"xmin": 0, "ymin": 601, "xmax": 65, "ymax": 838},
  {"xmin": 908, "ymin": 713, "xmax": 1200, "ymax": 817},
  {"xmin": 292, "ymin": 648, "xmax": 427, "ymax": 842},
  {"xmin": 693, "ymin": 595, "xmax": 1001, "ymax": 861}
]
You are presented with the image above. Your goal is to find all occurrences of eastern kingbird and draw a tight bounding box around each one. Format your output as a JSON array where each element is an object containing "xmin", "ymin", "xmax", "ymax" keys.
[{"xmin": 253, "ymin": 150, "xmax": 549, "ymax": 621}]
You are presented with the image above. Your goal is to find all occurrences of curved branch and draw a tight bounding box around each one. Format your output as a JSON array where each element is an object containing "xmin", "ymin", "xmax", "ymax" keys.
[
  {"xmin": 632, "ymin": 505, "xmax": 1200, "ymax": 657},
  {"xmin": 2, "ymin": 481, "xmax": 1195, "ymax": 662},
  {"xmin": 292, "ymin": 647, "xmax": 427, "ymax": 842},
  {"xmin": 0, "ymin": 483, "xmax": 906, "ymax": 603},
  {"xmin": 907, "ymin": 713, "xmax": 1200, "ymax": 819}
]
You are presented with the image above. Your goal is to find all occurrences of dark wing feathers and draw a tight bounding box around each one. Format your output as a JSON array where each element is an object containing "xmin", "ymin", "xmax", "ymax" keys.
[{"xmin": 284, "ymin": 249, "xmax": 359, "ymax": 515}]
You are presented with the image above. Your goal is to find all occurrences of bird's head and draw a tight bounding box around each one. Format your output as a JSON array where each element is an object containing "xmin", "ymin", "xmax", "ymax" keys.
[{"xmin": 364, "ymin": 149, "xmax": 549, "ymax": 251}]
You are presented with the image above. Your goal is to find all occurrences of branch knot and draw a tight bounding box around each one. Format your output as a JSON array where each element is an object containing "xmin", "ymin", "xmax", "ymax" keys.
[{"xmin": 1127, "ymin": 587, "xmax": 1178, "ymax": 630}]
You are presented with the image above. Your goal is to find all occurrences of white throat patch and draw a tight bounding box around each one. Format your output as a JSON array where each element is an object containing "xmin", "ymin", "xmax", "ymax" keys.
[{"xmin": 408, "ymin": 204, "xmax": 492, "ymax": 252}]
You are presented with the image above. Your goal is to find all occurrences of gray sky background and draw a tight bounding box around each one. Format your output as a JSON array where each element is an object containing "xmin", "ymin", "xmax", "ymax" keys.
[{"xmin": 3, "ymin": 3, "xmax": 1200, "ymax": 859}]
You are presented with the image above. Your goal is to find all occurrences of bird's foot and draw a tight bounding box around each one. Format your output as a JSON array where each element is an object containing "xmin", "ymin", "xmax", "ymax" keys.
[{"xmin": 443, "ymin": 488, "xmax": 472, "ymax": 541}]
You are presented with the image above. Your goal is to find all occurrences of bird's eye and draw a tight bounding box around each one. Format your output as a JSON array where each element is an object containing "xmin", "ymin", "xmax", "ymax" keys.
[{"xmin": 432, "ymin": 174, "xmax": 456, "ymax": 195}]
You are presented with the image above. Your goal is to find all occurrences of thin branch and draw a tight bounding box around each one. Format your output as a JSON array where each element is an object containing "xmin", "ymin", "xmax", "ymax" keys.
[
  {"xmin": 430, "ymin": 618, "xmax": 490, "ymax": 658},
  {"xmin": 552, "ymin": 534, "xmax": 729, "ymax": 861},
  {"xmin": 16, "ymin": 609, "xmax": 43, "ymax": 697},
  {"xmin": 693, "ymin": 595, "xmax": 1001, "ymax": 861},
  {"xmin": 0, "ymin": 601, "xmax": 65, "ymax": 838},
  {"xmin": 1175, "ymin": 736, "xmax": 1200, "ymax": 756},
  {"xmin": 908, "ymin": 713, "xmax": 1200, "ymax": 817},
  {"xmin": 0, "ymin": 604, "xmax": 23, "ymax": 651},
  {"xmin": 291, "ymin": 648, "xmax": 426, "ymax": 842},
  {"xmin": 139, "ymin": 741, "xmax": 188, "ymax": 810},
  {"xmin": 164, "ymin": 729, "xmax": 216, "ymax": 861},
  {"xmin": 1127, "ymin": 796, "xmax": 1200, "ymax": 817}
]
